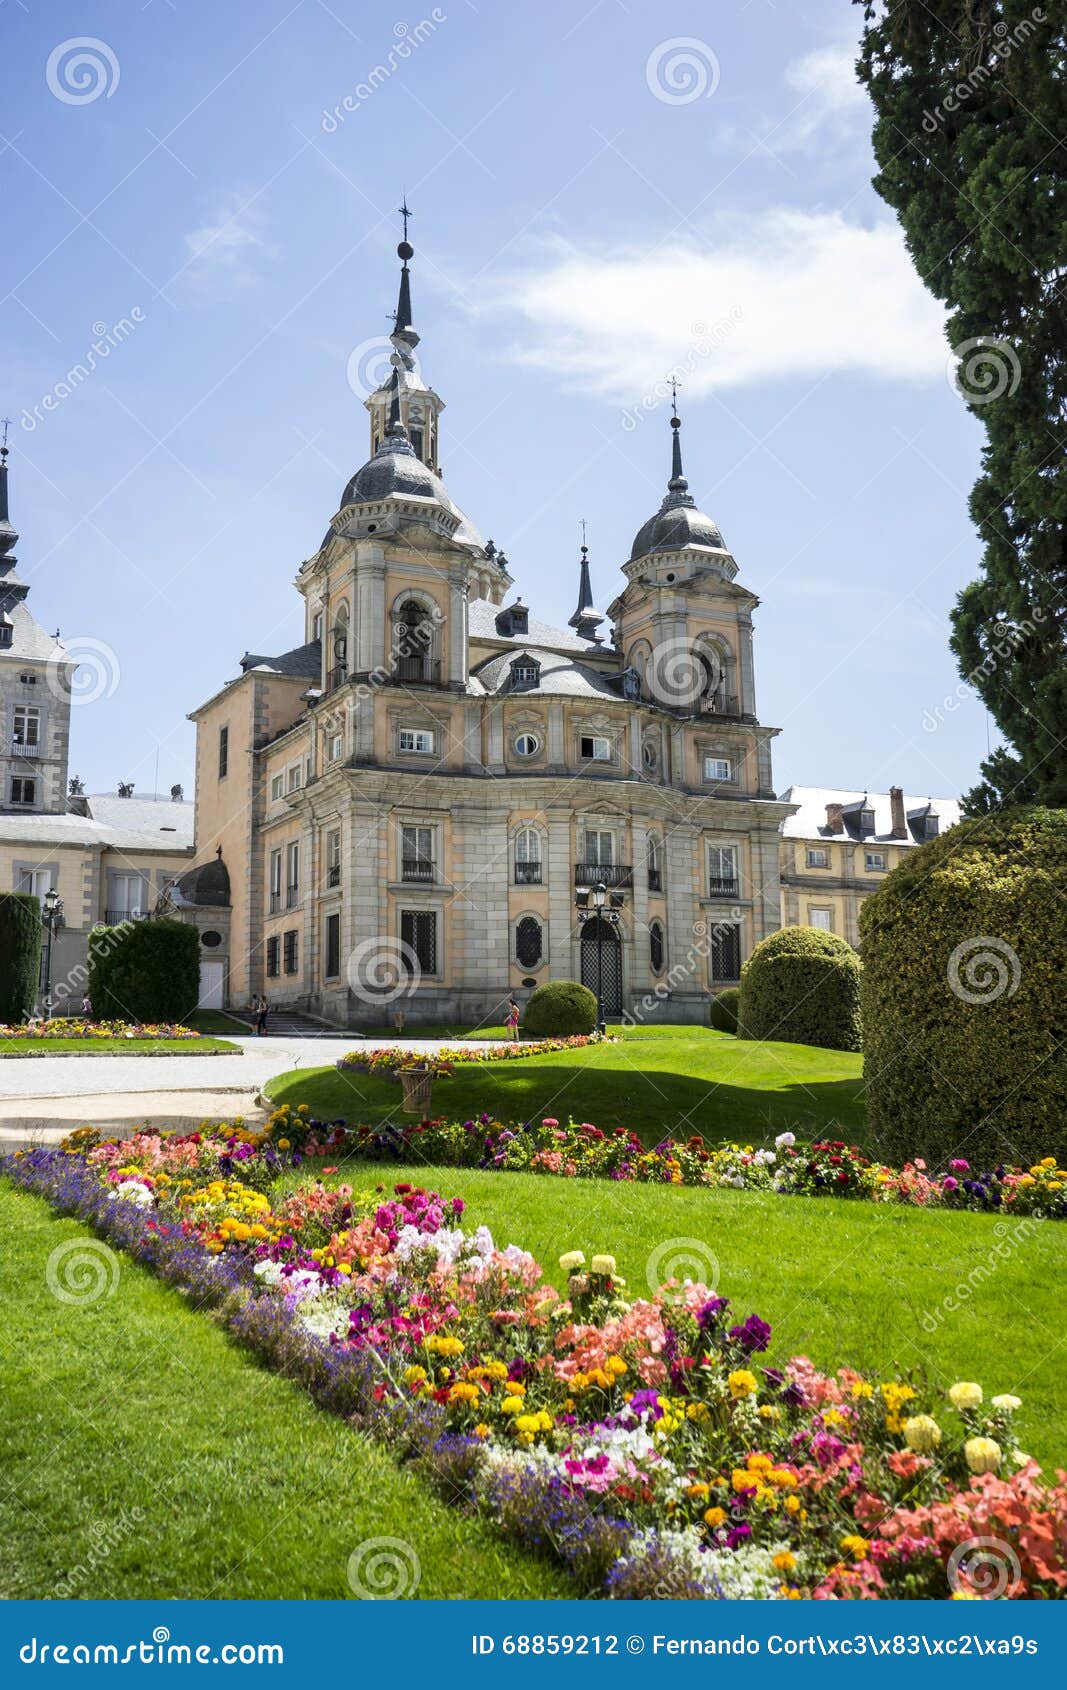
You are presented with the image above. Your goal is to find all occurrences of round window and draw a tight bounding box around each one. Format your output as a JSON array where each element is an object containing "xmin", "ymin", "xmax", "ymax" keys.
[
  {"xmin": 514, "ymin": 733, "xmax": 540, "ymax": 757},
  {"xmin": 642, "ymin": 742, "xmax": 657, "ymax": 769},
  {"xmin": 201, "ymin": 930, "xmax": 223, "ymax": 949}
]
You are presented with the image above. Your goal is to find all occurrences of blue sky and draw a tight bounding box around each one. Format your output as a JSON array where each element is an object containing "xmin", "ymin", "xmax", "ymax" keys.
[{"xmin": 4, "ymin": 0, "xmax": 994, "ymax": 801}]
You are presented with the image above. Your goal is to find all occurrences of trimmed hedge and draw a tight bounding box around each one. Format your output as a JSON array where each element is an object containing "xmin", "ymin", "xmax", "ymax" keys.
[
  {"xmin": 860, "ymin": 806, "xmax": 1067, "ymax": 1168},
  {"xmin": 739, "ymin": 926, "xmax": 862, "ymax": 1052},
  {"xmin": 709, "ymin": 986, "xmax": 740, "ymax": 1033},
  {"xmin": 0, "ymin": 892, "xmax": 42, "ymax": 1022},
  {"xmin": 88, "ymin": 919, "xmax": 200, "ymax": 1024},
  {"xmin": 522, "ymin": 979, "xmax": 598, "ymax": 1037}
]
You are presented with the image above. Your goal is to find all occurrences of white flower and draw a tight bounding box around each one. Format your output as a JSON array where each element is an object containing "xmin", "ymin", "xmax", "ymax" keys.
[
  {"xmin": 253, "ymin": 1260, "xmax": 284, "ymax": 1286},
  {"xmin": 472, "ymin": 1225, "xmax": 495, "ymax": 1258},
  {"xmin": 731, "ymin": 1176, "xmax": 746, "ymax": 1189},
  {"xmin": 112, "ymin": 1179, "xmax": 152, "ymax": 1206},
  {"xmin": 991, "ymin": 1393, "xmax": 1022, "ymax": 1412},
  {"xmin": 775, "ymin": 1132, "xmax": 796, "ymax": 1150}
]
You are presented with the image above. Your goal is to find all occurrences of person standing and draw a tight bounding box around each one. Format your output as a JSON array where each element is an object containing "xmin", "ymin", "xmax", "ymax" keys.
[{"xmin": 506, "ymin": 996, "xmax": 521, "ymax": 1041}]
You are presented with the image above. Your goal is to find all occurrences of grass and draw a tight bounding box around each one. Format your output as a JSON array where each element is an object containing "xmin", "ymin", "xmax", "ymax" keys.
[
  {"xmin": 0, "ymin": 1182, "xmax": 568, "ymax": 1601},
  {"xmin": 301, "ymin": 1161, "xmax": 1067, "ymax": 1472},
  {"xmin": 266, "ymin": 1024, "xmax": 866, "ymax": 1148},
  {"xmin": 0, "ymin": 1036, "xmax": 235, "ymax": 1056}
]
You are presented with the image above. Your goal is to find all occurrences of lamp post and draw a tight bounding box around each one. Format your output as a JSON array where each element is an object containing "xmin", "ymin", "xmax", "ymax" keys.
[{"xmin": 42, "ymin": 886, "xmax": 64, "ymax": 1022}]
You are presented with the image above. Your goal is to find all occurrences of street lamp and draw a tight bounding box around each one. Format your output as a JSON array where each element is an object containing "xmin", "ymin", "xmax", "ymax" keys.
[
  {"xmin": 42, "ymin": 886, "xmax": 64, "ymax": 1023},
  {"xmin": 575, "ymin": 879, "xmax": 621, "ymax": 1036}
]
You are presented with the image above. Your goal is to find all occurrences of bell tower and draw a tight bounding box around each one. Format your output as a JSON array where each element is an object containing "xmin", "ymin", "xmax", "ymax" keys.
[{"xmin": 365, "ymin": 202, "xmax": 445, "ymax": 472}]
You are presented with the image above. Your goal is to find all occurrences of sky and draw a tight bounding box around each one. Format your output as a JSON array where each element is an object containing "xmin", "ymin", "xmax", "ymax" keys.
[{"xmin": 3, "ymin": 0, "xmax": 997, "ymax": 803}]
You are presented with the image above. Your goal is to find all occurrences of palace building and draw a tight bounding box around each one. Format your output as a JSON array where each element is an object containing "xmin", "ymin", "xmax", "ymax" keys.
[{"xmin": 176, "ymin": 223, "xmax": 799, "ymax": 1026}]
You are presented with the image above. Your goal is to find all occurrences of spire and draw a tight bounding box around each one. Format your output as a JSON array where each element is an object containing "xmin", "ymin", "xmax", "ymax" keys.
[
  {"xmin": 668, "ymin": 377, "xmax": 688, "ymax": 493},
  {"xmin": 392, "ymin": 198, "xmax": 419, "ymax": 350},
  {"xmin": 379, "ymin": 366, "xmax": 414, "ymax": 457},
  {"xmin": 0, "ymin": 419, "xmax": 19, "ymax": 566},
  {"xmin": 568, "ymin": 519, "xmax": 605, "ymax": 641}
]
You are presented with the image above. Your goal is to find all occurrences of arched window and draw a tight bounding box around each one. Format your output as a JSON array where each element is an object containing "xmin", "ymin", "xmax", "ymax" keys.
[
  {"xmin": 329, "ymin": 603, "xmax": 349, "ymax": 690},
  {"xmin": 515, "ymin": 826, "xmax": 542, "ymax": 885},
  {"xmin": 515, "ymin": 915, "xmax": 544, "ymax": 969},
  {"xmin": 649, "ymin": 920, "xmax": 665, "ymax": 975},
  {"xmin": 393, "ymin": 597, "xmax": 439, "ymax": 684},
  {"xmin": 647, "ymin": 835, "xmax": 662, "ymax": 892}
]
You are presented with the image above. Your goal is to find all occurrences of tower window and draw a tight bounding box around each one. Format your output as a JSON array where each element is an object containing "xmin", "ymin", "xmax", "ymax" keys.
[
  {"xmin": 10, "ymin": 777, "xmax": 35, "ymax": 806},
  {"xmin": 580, "ymin": 734, "xmax": 611, "ymax": 762},
  {"xmin": 703, "ymin": 756, "xmax": 732, "ymax": 783},
  {"xmin": 514, "ymin": 732, "xmax": 540, "ymax": 757}
]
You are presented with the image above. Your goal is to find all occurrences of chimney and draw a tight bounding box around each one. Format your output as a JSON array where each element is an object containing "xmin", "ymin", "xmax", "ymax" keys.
[
  {"xmin": 825, "ymin": 802, "xmax": 844, "ymax": 834},
  {"xmin": 170, "ymin": 783, "xmax": 183, "ymax": 802},
  {"xmin": 889, "ymin": 785, "xmax": 907, "ymax": 838}
]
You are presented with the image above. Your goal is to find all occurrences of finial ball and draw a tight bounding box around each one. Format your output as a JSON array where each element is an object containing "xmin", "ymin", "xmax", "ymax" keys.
[{"xmin": 397, "ymin": 239, "xmax": 414, "ymax": 261}]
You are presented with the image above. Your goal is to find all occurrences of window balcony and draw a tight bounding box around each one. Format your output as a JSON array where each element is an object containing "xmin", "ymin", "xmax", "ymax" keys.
[
  {"xmin": 285, "ymin": 886, "xmax": 300, "ymax": 909},
  {"xmin": 514, "ymin": 861, "xmax": 542, "ymax": 885},
  {"xmin": 392, "ymin": 655, "xmax": 441, "ymax": 685},
  {"xmin": 647, "ymin": 867, "xmax": 663, "ymax": 892},
  {"xmin": 326, "ymin": 865, "xmax": 341, "ymax": 889},
  {"xmin": 268, "ymin": 891, "xmax": 282, "ymax": 914},
  {"xmin": 574, "ymin": 863, "xmax": 632, "ymax": 889},
  {"xmin": 708, "ymin": 877, "xmax": 739, "ymax": 898},
  {"xmin": 10, "ymin": 740, "xmax": 40, "ymax": 758},
  {"xmin": 104, "ymin": 908, "xmax": 148, "ymax": 926},
  {"xmin": 699, "ymin": 693, "xmax": 741, "ymax": 717},
  {"xmin": 328, "ymin": 665, "xmax": 348, "ymax": 691},
  {"xmin": 401, "ymin": 857, "xmax": 435, "ymax": 883}
]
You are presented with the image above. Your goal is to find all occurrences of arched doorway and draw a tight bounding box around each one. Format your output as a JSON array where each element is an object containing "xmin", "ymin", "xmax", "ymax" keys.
[{"xmin": 580, "ymin": 916, "xmax": 623, "ymax": 1017}]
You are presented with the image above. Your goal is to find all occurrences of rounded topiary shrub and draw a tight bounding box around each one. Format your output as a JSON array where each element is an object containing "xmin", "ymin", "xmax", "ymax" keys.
[
  {"xmin": 522, "ymin": 979, "xmax": 598, "ymax": 1036},
  {"xmin": 0, "ymin": 892, "xmax": 43, "ymax": 1022},
  {"xmin": 88, "ymin": 918, "xmax": 200, "ymax": 1023},
  {"xmin": 860, "ymin": 806, "xmax": 1067, "ymax": 1170},
  {"xmin": 709, "ymin": 986, "xmax": 740, "ymax": 1033},
  {"xmin": 739, "ymin": 926, "xmax": 862, "ymax": 1051}
]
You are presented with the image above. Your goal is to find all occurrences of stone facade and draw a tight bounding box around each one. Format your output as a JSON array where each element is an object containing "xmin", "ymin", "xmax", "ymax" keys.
[{"xmin": 184, "ymin": 230, "xmax": 796, "ymax": 1027}]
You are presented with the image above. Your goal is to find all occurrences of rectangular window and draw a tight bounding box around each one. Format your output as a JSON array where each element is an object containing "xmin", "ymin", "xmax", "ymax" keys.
[
  {"xmin": 285, "ymin": 841, "xmax": 299, "ymax": 908},
  {"xmin": 10, "ymin": 778, "xmax": 35, "ymax": 806},
  {"xmin": 400, "ymin": 909, "xmax": 437, "ymax": 975},
  {"xmin": 865, "ymin": 851, "xmax": 887, "ymax": 872},
  {"xmin": 860, "ymin": 808, "xmax": 876, "ymax": 834},
  {"xmin": 924, "ymin": 815, "xmax": 940, "ymax": 838},
  {"xmin": 704, "ymin": 756, "xmax": 732, "ymax": 783},
  {"xmin": 582, "ymin": 829, "xmax": 614, "ymax": 866},
  {"xmin": 16, "ymin": 866, "xmax": 54, "ymax": 901},
  {"xmin": 399, "ymin": 727, "xmax": 435, "ymax": 754},
  {"xmin": 324, "ymin": 912, "xmax": 341, "ymax": 979},
  {"xmin": 329, "ymin": 733, "xmax": 344, "ymax": 762},
  {"xmin": 283, "ymin": 929, "xmax": 299, "ymax": 974},
  {"xmin": 107, "ymin": 872, "xmax": 149, "ymax": 923},
  {"xmin": 287, "ymin": 764, "xmax": 301, "ymax": 793},
  {"xmin": 266, "ymin": 935, "xmax": 280, "ymax": 978},
  {"xmin": 313, "ymin": 611, "xmax": 323, "ymax": 641},
  {"xmin": 269, "ymin": 849, "xmax": 282, "ymax": 914},
  {"xmin": 806, "ymin": 847, "xmax": 828, "ymax": 868},
  {"xmin": 401, "ymin": 824, "xmax": 434, "ymax": 881},
  {"xmin": 809, "ymin": 907, "xmax": 833, "ymax": 931},
  {"xmin": 270, "ymin": 773, "xmax": 284, "ymax": 802},
  {"xmin": 579, "ymin": 734, "xmax": 611, "ymax": 761},
  {"xmin": 708, "ymin": 844, "xmax": 738, "ymax": 896},
  {"xmin": 13, "ymin": 705, "xmax": 40, "ymax": 746},
  {"xmin": 326, "ymin": 828, "xmax": 341, "ymax": 888},
  {"xmin": 218, "ymin": 725, "xmax": 229, "ymax": 779},
  {"xmin": 709, "ymin": 922, "xmax": 741, "ymax": 983}
]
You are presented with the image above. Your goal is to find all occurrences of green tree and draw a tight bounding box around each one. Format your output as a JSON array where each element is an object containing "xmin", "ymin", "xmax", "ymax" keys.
[
  {"xmin": 0, "ymin": 893, "xmax": 42, "ymax": 1022},
  {"xmin": 856, "ymin": 1, "xmax": 1067, "ymax": 810}
]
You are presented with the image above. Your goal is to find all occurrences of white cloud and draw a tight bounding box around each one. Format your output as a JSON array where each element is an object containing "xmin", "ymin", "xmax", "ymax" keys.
[
  {"xmin": 780, "ymin": 44, "xmax": 869, "ymax": 148},
  {"xmin": 477, "ymin": 211, "xmax": 947, "ymax": 404},
  {"xmin": 181, "ymin": 198, "xmax": 273, "ymax": 294}
]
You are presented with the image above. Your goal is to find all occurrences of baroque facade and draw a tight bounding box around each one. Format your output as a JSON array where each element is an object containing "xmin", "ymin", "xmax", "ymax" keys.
[{"xmin": 181, "ymin": 226, "xmax": 798, "ymax": 1026}]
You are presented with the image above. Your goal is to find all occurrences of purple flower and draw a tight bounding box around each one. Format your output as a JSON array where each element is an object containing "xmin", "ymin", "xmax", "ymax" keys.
[
  {"xmin": 729, "ymin": 1313, "xmax": 772, "ymax": 1354},
  {"xmin": 696, "ymin": 1295, "xmax": 730, "ymax": 1330}
]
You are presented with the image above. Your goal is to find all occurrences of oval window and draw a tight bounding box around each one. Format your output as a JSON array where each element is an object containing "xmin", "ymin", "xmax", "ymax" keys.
[
  {"xmin": 514, "ymin": 733, "xmax": 540, "ymax": 757},
  {"xmin": 201, "ymin": 930, "xmax": 223, "ymax": 949}
]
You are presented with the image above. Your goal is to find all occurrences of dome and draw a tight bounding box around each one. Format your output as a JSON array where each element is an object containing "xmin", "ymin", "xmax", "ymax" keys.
[
  {"xmin": 340, "ymin": 431, "xmax": 451, "ymax": 509},
  {"xmin": 630, "ymin": 498, "xmax": 724, "ymax": 561},
  {"xmin": 174, "ymin": 855, "xmax": 230, "ymax": 909}
]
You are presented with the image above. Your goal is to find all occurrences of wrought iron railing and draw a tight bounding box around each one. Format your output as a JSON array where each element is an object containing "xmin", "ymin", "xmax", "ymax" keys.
[{"xmin": 573, "ymin": 863, "xmax": 633, "ymax": 889}]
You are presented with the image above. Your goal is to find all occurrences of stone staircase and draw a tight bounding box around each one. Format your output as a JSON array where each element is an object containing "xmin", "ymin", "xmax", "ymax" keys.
[{"xmin": 232, "ymin": 1009, "xmax": 356, "ymax": 1039}]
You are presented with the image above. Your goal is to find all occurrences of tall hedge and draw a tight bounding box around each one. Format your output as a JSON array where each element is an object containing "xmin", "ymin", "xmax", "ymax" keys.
[
  {"xmin": 739, "ymin": 926, "xmax": 862, "ymax": 1052},
  {"xmin": 860, "ymin": 807, "xmax": 1067, "ymax": 1169},
  {"xmin": 88, "ymin": 919, "xmax": 201, "ymax": 1024},
  {"xmin": 0, "ymin": 892, "xmax": 42, "ymax": 1021},
  {"xmin": 523, "ymin": 979, "xmax": 598, "ymax": 1036}
]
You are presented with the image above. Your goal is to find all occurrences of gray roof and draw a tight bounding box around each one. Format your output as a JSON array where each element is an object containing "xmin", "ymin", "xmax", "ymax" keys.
[
  {"xmin": 468, "ymin": 597, "xmax": 608, "ymax": 655},
  {"xmin": 171, "ymin": 854, "xmax": 230, "ymax": 908},
  {"xmin": 0, "ymin": 600, "xmax": 69, "ymax": 664},
  {"xmin": 0, "ymin": 793, "xmax": 194, "ymax": 852},
  {"xmin": 321, "ymin": 437, "xmax": 484, "ymax": 555},
  {"xmin": 779, "ymin": 785, "xmax": 962, "ymax": 846},
  {"xmin": 239, "ymin": 640, "xmax": 321, "ymax": 679},
  {"xmin": 471, "ymin": 645, "xmax": 624, "ymax": 701},
  {"xmin": 630, "ymin": 493, "xmax": 725, "ymax": 562}
]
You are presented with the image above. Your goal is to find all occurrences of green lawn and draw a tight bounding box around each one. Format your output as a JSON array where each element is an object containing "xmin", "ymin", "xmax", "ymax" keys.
[
  {"xmin": 298, "ymin": 1162, "xmax": 1067, "ymax": 1472},
  {"xmin": 266, "ymin": 1025, "xmax": 866, "ymax": 1147},
  {"xmin": 0, "ymin": 1184, "xmax": 567, "ymax": 1601},
  {"xmin": 0, "ymin": 1036, "xmax": 235, "ymax": 1056}
]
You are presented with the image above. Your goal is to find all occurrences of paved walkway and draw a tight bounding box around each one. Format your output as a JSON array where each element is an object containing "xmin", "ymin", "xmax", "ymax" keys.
[{"xmin": 0, "ymin": 1032, "xmax": 499, "ymax": 1150}]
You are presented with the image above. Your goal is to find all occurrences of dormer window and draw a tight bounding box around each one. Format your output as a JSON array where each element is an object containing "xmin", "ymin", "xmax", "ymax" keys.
[
  {"xmin": 0, "ymin": 613, "xmax": 12, "ymax": 648},
  {"xmin": 924, "ymin": 814, "xmax": 939, "ymax": 838},
  {"xmin": 860, "ymin": 807, "xmax": 876, "ymax": 834},
  {"xmin": 510, "ymin": 656, "xmax": 540, "ymax": 691}
]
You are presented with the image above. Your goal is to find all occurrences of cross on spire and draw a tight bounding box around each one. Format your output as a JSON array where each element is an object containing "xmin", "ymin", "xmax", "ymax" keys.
[
  {"xmin": 398, "ymin": 198, "xmax": 412, "ymax": 243},
  {"xmin": 579, "ymin": 515, "xmax": 588, "ymax": 552},
  {"xmin": 668, "ymin": 375, "xmax": 681, "ymax": 418},
  {"xmin": 1, "ymin": 418, "xmax": 12, "ymax": 449}
]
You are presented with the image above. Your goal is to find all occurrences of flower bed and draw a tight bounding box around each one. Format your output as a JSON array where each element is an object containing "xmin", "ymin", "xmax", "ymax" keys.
[
  {"xmin": 336, "ymin": 1034, "xmax": 611, "ymax": 1076},
  {"xmin": 264, "ymin": 1104, "xmax": 1067, "ymax": 1221},
  {"xmin": 5, "ymin": 1125, "xmax": 1066, "ymax": 1599},
  {"xmin": 0, "ymin": 1019, "xmax": 200, "ymax": 1042}
]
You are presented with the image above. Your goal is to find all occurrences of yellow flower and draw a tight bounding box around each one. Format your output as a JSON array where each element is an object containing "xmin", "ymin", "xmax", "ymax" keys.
[
  {"xmin": 772, "ymin": 1551, "xmax": 796, "ymax": 1574},
  {"xmin": 276, "ymin": 1138, "xmax": 291, "ymax": 1151},
  {"xmin": 840, "ymin": 1535, "xmax": 869, "ymax": 1561},
  {"xmin": 605, "ymin": 1355, "xmax": 628, "ymax": 1378},
  {"xmin": 448, "ymin": 1382, "xmax": 480, "ymax": 1407},
  {"xmin": 558, "ymin": 1251, "xmax": 585, "ymax": 1271},
  {"xmin": 590, "ymin": 1254, "xmax": 617, "ymax": 1275},
  {"xmin": 784, "ymin": 1494, "xmax": 801, "ymax": 1515},
  {"xmin": 704, "ymin": 1507, "xmax": 727, "ymax": 1529},
  {"xmin": 948, "ymin": 1381, "xmax": 983, "ymax": 1411},
  {"xmin": 500, "ymin": 1395, "xmax": 524, "ymax": 1415},
  {"xmin": 903, "ymin": 1414, "xmax": 942, "ymax": 1453},
  {"xmin": 964, "ymin": 1436, "xmax": 1002, "ymax": 1475},
  {"xmin": 727, "ymin": 1369, "xmax": 758, "ymax": 1400},
  {"xmin": 686, "ymin": 1401, "xmax": 710, "ymax": 1423},
  {"xmin": 473, "ymin": 1423, "xmax": 489, "ymax": 1439}
]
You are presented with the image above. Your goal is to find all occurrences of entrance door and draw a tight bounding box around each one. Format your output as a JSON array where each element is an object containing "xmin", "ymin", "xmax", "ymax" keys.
[
  {"xmin": 198, "ymin": 960, "xmax": 225, "ymax": 1010},
  {"xmin": 580, "ymin": 917, "xmax": 622, "ymax": 1017}
]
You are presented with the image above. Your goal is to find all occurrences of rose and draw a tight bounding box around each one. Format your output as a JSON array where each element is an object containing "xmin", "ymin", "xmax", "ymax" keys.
[
  {"xmin": 964, "ymin": 1436, "xmax": 1002, "ymax": 1474},
  {"xmin": 904, "ymin": 1414, "xmax": 942, "ymax": 1452},
  {"xmin": 949, "ymin": 1381, "xmax": 983, "ymax": 1411}
]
